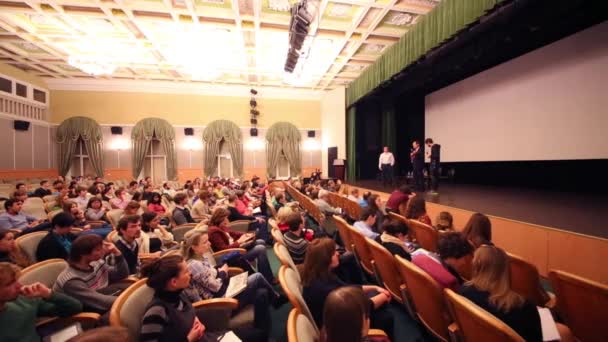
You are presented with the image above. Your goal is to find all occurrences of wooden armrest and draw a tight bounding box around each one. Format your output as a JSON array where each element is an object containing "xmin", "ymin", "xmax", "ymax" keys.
[
  {"xmin": 86, "ymin": 220, "xmax": 107, "ymax": 227},
  {"xmin": 176, "ymin": 223, "xmax": 198, "ymax": 228},
  {"xmin": 139, "ymin": 253, "xmax": 161, "ymax": 260},
  {"xmin": 368, "ymin": 329, "xmax": 387, "ymax": 337},
  {"xmin": 193, "ymin": 297, "xmax": 239, "ymax": 310},
  {"xmin": 36, "ymin": 312, "xmax": 101, "ymax": 330},
  {"xmin": 448, "ymin": 323, "xmax": 461, "ymax": 342},
  {"xmin": 227, "ymin": 267, "xmax": 244, "ymax": 276},
  {"xmin": 213, "ymin": 248, "xmax": 247, "ymax": 258}
]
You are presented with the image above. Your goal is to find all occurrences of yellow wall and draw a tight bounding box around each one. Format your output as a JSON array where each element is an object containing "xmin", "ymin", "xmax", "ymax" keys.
[
  {"xmin": 50, "ymin": 90, "xmax": 321, "ymax": 128},
  {"xmin": 0, "ymin": 62, "xmax": 47, "ymax": 89}
]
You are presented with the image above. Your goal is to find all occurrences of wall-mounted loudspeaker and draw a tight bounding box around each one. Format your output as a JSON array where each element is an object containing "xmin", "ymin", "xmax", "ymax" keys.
[
  {"xmin": 14, "ymin": 120, "xmax": 30, "ymax": 131},
  {"xmin": 184, "ymin": 128, "xmax": 194, "ymax": 136},
  {"xmin": 307, "ymin": 130, "xmax": 315, "ymax": 138},
  {"xmin": 250, "ymin": 128, "xmax": 258, "ymax": 137},
  {"xmin": 110, "ymin": 126, "xmax": 123, "ymax": 135}
]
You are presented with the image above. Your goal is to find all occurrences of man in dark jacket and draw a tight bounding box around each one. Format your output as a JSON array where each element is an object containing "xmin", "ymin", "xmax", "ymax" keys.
[
  {"xmin": 33, "ymin": 180, "xmax": 52, "ymax": 198},
  {"xmin": 36, "ymin": 213, "xmax": 77, "ymax": 262},
  {"xmin": 425, "ymin": 138, "xmax": 441, "ymax": 194}
]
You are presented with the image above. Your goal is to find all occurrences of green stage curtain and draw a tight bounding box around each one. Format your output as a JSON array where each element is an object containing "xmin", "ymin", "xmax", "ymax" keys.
[
  {"xmin": 202, "ymin": 120, "xmax": 243, "ymax": 178},
  {"xmin": 346, "ymin": 106, "xmax": 357, "ymax": 182},
  {"xmin": 346, "ymin": 0, "xmax": 505, "ymax": 106},
  {"xmin": 56, "ymin": 116, "xmax": 104, "ymax": 177},
  {"xmin": 381, "ymin": 102, "xmax": 396, "ymax": 153},
  {"xmin": 131, "ymin": 118, "xmax": 177, "ymax": 180},
  {"xmin": 265, "ymin": 122, "xmax": 302, "ymax": 178}
]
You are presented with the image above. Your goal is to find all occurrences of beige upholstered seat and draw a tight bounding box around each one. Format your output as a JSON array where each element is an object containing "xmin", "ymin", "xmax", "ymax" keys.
[
  {"xmin": 15, "ymin": 231, "xmax": 47, "ymax": 263},
  {"xmin": 107, "ymin": 209, "xmax": 124, "ymax": 228},
  {"xmin": 228, "ymin": 220, "xmax": 253, "ymax": 233},
  {"xmin": 445, "ymin": 288, "xmax": 525, "ymax": 342},
  {"xmin": 47, "ymin": 209, "xmax": 62, "ymax": 221},
  {"xmin": 287, "ymin": 308, "xmax": 319, "ymax": 342},
  {"xmin": 172, "ymin": 224, "xmax": 198, "ymax": 243},
  {"xmin": 22, "ymin": 198, "xmax": 47, "ymax": 220},
  {"xmin": 19, "ymin": 259, "xmax": 68, "ymax": 288},
  {"xmin": 271, "ymin": 228, "xmax": 285, "ymax": 245},
  {"xmin": 278, "ymin": 265, "xmax": 319, "ymax": 334},
  {"xmin": 333, "ymin": 215, "xmax": 355, "ymax": 253},
  {"xmin": 43, "ymin": 195, "xmax": 58, "ymax": 203},
  {"xmin": 274, "ymin": 243, "xmax": 301, "ymax": 284}
]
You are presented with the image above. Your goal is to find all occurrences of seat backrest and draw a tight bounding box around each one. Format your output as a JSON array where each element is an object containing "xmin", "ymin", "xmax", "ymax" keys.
[
  {"xmin": 507, "ymin": 252, "xmax": 550, "ymax": 307},
  {"xmin": 47, "ymin": 209, "xmax": 63, "ymax": 221},
  {"xmin": 444, "ymin": 289, "xmax": 525, "ymax": 342},
  {"xmin": 172, "ymin": 225, "xmax": 196, "ymax": 243},
  {"xmin": 271, "ymin": 228, "xmax": 285, "ymax": 245},
  {"xmin": 548, "ymin": 269, "xmax": 608, "ymax": 342},
  {"xmin": 395, "ymin": 255, "xmax": 451, "ymax": 341},
  {"xmin": 107, "ymin": 230, "xmax": 118, "ymax": 242},
  {"xmin": 19, "ymin": 259, "xmax": 68, "ymax": 288},
  {"xmin": 107, "ymin": 209, "xmax": 124, "ymax": 227},
  {"xmin": 228, "ymin": 220, "xmax": 251, "ymax": 233},
  {"xmin": 278, "ymin": 266, "xmax": 319, "ymax": 334},
  {"xmin": 22, "ymin": 198, "xmax": 47, "ymax": 220},
  {"xmin": 24, "ymin": 197, "xmax": 44, "ymax": 207},
  {"xmin": 43, "ymin": 195, "xmax": 58, "ymax": 203},
  {"xmin": 287, "ymin": 308, "xmax": 320, "ymax": 342},
  {"xmin": 408, "ymin": 219, "xmax": 439, "ymax": 252},
  {"xmin": 345, "ymin": 224, "xmax": 374, "ymax": 275},
  {"xmin": 274, "ymin": 243, "xmax": 301, "ymax": 284},
  {"xmin": 15, "ymin": 231, "xmax": 48, "ymax": 263},
  {"xmin": 333, "ymin": 215, "xmax": 354, "ymax": 253},
  {"xmin": 366, "ymin": 237, "xmax": 403, "ymax": 303},
  {"xmin": 110, "ymin": 278, "xmax": 155, "ymax": 339}
]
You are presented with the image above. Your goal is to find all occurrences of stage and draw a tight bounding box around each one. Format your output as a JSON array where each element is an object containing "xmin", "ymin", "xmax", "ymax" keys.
[{"xmin": 352, "ymin": 180, "xmax": 608, "ymax": 239}]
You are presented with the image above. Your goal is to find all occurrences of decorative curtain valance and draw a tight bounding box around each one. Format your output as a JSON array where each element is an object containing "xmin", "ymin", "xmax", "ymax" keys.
[
  {"xmin": 265, "ymin": 122, "xmax": 302, "ymax": 178},
  {"xmin": 56, "ymin": 116, "xmax": 104, "ymax": 177},
  {"xmin": 131, "ymin": 117, "xmax": 177, "ymax": 180},
  {"xmin": 202, "ymin": 120, "xmax": 243, "ymax": 177},
  {"xmin": 346, "ymin": 0, "xmax": 505, "ymax": 106}
]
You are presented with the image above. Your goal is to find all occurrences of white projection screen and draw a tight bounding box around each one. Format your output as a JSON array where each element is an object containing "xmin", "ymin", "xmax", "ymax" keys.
[{"xmin": 425, "ymin": 22, "xmax": 608, "ymax": 163}]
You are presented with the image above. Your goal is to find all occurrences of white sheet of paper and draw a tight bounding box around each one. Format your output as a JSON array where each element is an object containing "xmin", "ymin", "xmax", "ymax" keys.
[
  {"xmin": 224, "ymin": 271, "xmax": 248, "ymax": 298},
  {"xmin": 538, "ymin": 307, "xmax": 560, "ymax": 341},
  {"xmin": 46, "ymin": 324, "xmax": 81, "ymax": 342},
  {"xmin": 219, "ymin": 331, "xmax": 242, "ymax": 342}
]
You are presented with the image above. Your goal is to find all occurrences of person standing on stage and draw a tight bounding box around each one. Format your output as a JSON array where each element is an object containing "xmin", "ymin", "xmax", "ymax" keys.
[
  {"xmin": 378, "ymin": 147, "xmax": 395, "ymax": 187},
  {"xmin": 425, "ymin": 138, "xmax": 441, "ymax": 194},
  {"xmin": 410, "ymin": 140, "xmax": 424, "ymax": 191}
]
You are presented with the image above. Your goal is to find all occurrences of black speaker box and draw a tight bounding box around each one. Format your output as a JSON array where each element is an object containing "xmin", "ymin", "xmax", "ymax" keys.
[
  {"xmin": 110, "ymin": 126, "xmax": 123, "ymax": 135},
  {"xmin": 307, "ymin": 130, "xmax": 315, "ymax": 138},
  {"xmin": 250, "ymin": 128, "xmax": 258, "ymax": 137},
  {"xmin": 14, "ymin": 120, "xmax": 30, "ymax": 131},
  {"xmin": 184, "ymin": 128, "xmax": 194, "ymax": 136}
]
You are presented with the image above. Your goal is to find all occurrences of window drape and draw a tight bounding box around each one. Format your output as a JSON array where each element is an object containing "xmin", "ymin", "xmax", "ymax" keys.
[
  {"xmin": 131, "ymin": 118, "xmax": 178, "ymax": 180},
  {"xmin": 56, "ymin": 116, "xmax": 104, "ymax": 177},
  {"xmin": 265, "ymin": 122, "xmax": 302, "ymax": 178},
  {"xmin": 202, "ymin": 120, "xmax": 243, "ymax": 177},
  {"xmin": 346, "ymin": 0, "xmax": 505, "ymax": 105},
  {"xmin": 346, "ymin": 106, "xmax": 357, "ymax": 182}
]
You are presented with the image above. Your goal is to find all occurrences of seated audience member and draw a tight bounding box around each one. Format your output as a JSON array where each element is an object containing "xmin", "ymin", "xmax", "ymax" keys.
[
  {"xmin": 413, "ymin": 232, "xmax": 473, "ymax": 290},
  {"xmin": 359, "ymin": 191, "xmax": 371, "ymax": 208},
  {"xmin": 434, "ymin": 211, "xmax": 454, "ymax": 231},
  {"xmin": 131, "ymin": 191, "xmax": 143, "ymax": 202},
  {"xmin": 114, "ymin": 215, "xmax": 142, "ymax": 275},
  {"xmin": 0, "ymin": 262, "xmax": 83, "ymax": 342},
  {"xmin": 126, "ymin": 181, "xmax": 139, "ymax": 196},
  {"xmin": 142, "ymin": 184, "xmax": 155, "ymax": 203},
  {"xmin": 161, "ymin": 182, "xmax": 176, "ymax": 197},
  {"xmin": 207, "ymin": 208, "xmax": 275, "ymax": 283},
  {"xmin": 67, "ymin": 326, "xmax": 132, "ymax": 342},
  {"xmin": 353, "ymin": 208, "xmax": 380, "ymax": 240},
  {"xmin": 85, "ymin": 197, "xmax": 108, "ymax": 222},
  {"xmin": 275, "ymin": 206, "xmax": 294, "ymax": 232},
  {"xmin": 233, "ymin": 190, "xmax": 251, "ymax": 215},
  {"xmin": 0, "ymin": 199, "xmax": 49, "ymax": 234},
  {"xmin": 366, "ymin": 194, "xmax": 385, "ymax": 233},
  {"xmin": 315, "ymin": 190, "xmax": 341, "ymax": 216},
  {"xmin": 173, "ymin": 193, "xmax": 195, "ymax": 225},
  {"xmin": 15, "ymin": 182, "xmax": 27, "ymax": 194},
  {"xmin": 182, "ymin": 231, "xmax": 285, "ymax": 339},
  {"xmin": 12, "ymin": 190, "xmax": 28, "ymax": 202},
  {"xmin": 36, "ymin": 213, "xmax": 78, "ymax": 262},
  {"xmin": 274, "ymin": 193, "xmax": 287, "ymax": 211},
  {"xmin": 54, "ymin": 235, "xmax": 129, "ymax": 315},
  {"xmin": 146, "ymin": 193, "xmax": 166, "ymax": 216},
  {"xmin": 282, "ymin": 212, "xmax": 310, "ymax": 264},
  {"xmin": 347, "ymin": 188, "xmax": 361, "ymax": 203},
  {"xmin": 52, "ymin": 180, "xmax": 64, "ymax": 196},
  {"xmin": 301, "ymin": 238, "xmax": 394, "ymax": 339},
  {"xmin": 191, "ymin": 190, "xmax": 211, "ymax": 220},
  {"xmin": 123, "ymin": 201, "xmax": 140, "ymax": 216},
  {"xmin": 33, "ymin": 180, "xmax": 52, "ymax": 198},
  {"xmin": 139, "ymin": 255, "xmax": 264, "ymax": 342},
  {"xmin": 462, "ymin": 212, "xmax": 493, "ymax": 248},
  {"xmin": 73, "ymin": 187, "xmax": 89, "ymax": 210},
  {"xmin": 385, "ymin": 185, "xmax": 413, "ymax": 214},
  {"xmin": 73, "ymin": 209, "xmax": 112, "ymax": 238},
  {"xmin": 404, "ymin": 196, "xmax": 432, "ymax": 226},
  {"xmin": 0, "ymin": 229, "xmax": 30, "ymax": 267},
  {"xmin": 110, "ymin": 188, "xmax": 129, "ymax": 210},
  {"xmin": 140, "ymin": 212, "xmax": 174, "ymax": 254},
  {"xmin": 226, "ymin": 194, "xmax": 269, "ymax": 241},
  {"xmin": 379, "ymin": 219, "xmax": 413, "ymax": 260},
  {"xmin": 323, "ymin": 286, "xmax": 390, "ymax": 342},
  {"xmin": 459, "ymin": 245, "xmax": 542, "ymax": 342}
]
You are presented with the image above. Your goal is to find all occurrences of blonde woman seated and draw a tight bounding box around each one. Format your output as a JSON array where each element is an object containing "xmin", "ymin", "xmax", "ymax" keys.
[
  {"xmin": 181, "ymin": 231, "xmax": 286, "ymax": 340},
  {"xmin": 459, "ymin": 245, "xmax": 573, "ymax": 342}
]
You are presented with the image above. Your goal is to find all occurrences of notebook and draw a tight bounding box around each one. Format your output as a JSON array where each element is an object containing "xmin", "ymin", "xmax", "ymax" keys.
[
  {"xmin": 43, "ymin": 323, "xmax": 82, "ymax": 342},
  {"xmin": 538, "ymin": 307, "xmax": 560, "ymax": 341},
  {"xmin": 225, "ymin": 272, "xmax": 248, "ymax": 298}
]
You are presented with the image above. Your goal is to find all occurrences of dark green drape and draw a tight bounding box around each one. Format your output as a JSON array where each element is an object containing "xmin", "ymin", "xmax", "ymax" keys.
[
  {"xmin": 381, "ymin": 102, "xmax": 396, "ymax": 153},
  {"xmin": 202, "ymin": 120, "xmax": 243, "ymax": 178},
  {"xmin": 265, "ymin": 122, "xmax": 302, "ymax": 178},
  {"xmin": 346, "ymin": 106, "xmax": 357, "ymax": 182},
  {"xmin": 346, "ymin": 0, "xmax": 505, "ymax": 105},
  {"xmin": 131, "ymin": 118, "xmax": 178, "ymax": 180},
  {"xmin": 56, "ymin": 116, "xmax": 104, "ymax": 177}
]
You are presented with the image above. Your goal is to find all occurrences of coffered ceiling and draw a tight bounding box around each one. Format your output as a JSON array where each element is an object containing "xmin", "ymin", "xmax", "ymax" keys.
[{"xmin": 0, "ymin": 0, "xmax": 440, "ymax": 90}]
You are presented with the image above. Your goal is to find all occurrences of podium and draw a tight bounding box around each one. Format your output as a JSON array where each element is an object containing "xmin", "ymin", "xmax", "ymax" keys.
[{"xmin": 333, "ymin": 159, "xmax": 345, "ymax": 181}]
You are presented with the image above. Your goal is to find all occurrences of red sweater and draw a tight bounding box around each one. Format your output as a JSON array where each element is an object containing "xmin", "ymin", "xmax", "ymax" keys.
[
  {"xmin": 208, "ymin": 225, "xmax": 244, "ymax": 251},
  {"xmin": 412, "ymin": 253, "xmax": 459, "ymax": 291}
]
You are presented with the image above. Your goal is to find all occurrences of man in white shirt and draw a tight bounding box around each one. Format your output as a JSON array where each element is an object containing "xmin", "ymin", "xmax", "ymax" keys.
[{"xmin": 378, "ymin": 146, "xmax": 395, "ymax": 187}]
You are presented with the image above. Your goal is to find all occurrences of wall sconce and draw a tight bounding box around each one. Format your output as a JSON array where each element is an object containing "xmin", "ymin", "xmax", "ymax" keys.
[
  {"xmin": 303, "ymin": 138, "xmax": 321, "ymax": 151},
  {"xmin": 110, "ymin": 137, "xmax": 130, "ymax": 151},
  {"xmin": 182, "ymin": 136, "xmax": 202, "ymax": 151}
]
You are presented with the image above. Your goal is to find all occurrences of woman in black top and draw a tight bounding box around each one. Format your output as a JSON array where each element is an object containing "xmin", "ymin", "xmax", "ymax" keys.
[
  {"xmin": 378, "ymin": 218, "xmax": 413, "ymax": 260},
  {"xmin": 459, "ymin": 245, "xmax": 541, "ymax": 341},
  {"xmin": 301, "ymin": 238, "xmax": 394, "ymax": 340}
]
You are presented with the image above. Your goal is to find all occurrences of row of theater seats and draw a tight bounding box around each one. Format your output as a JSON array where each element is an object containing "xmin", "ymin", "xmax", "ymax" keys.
[{"xmin": 283, "ymin": 181, "xmax": 608, "ymax": 342}]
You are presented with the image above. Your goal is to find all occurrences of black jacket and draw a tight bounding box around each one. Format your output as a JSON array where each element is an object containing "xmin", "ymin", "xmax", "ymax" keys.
[{"xmin": 36, "ymin": 231, "xmax": 77, "ymax": 262}]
